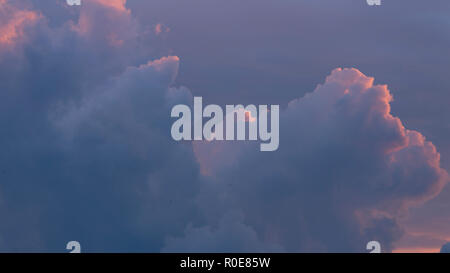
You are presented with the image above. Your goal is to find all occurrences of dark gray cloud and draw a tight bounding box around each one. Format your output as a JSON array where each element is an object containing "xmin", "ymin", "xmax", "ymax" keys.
[
  {"xmin": 0, "ymin": 0, "xmax": 448, "ymax": 252},
  {"xmin": 440, "ymin": 242, "xmax": 450, "ymax": 253},
  {"xmin": 162, "ymin": 211, "xmax": 284, "ymax": 253},
  {"xmin": 0, "ymin": 0, "xmax": 203, "ymax": 251}
]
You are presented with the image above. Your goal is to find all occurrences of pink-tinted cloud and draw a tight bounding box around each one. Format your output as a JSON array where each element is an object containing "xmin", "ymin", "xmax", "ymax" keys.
[
  {"xmin": 93, "ymin": 0, "xmax": 128, "ymax": 12},
  {"xmin": 187, "ymin": 68, "xmax": 449, "ymax": 252},
  {"xmin": 0, "ymin": 0, "xmax": 447, "ymax": 253},
  {"xmin": 154, "ymin": 23, "xmax": 170, "ymax": 36},
  {"xmin": 0, "ymin": 0, "xmax": 40, "ymax": 48},
  {"xmin": 71, "ymin": 0, "xmax": 135, "ymax": 48}
]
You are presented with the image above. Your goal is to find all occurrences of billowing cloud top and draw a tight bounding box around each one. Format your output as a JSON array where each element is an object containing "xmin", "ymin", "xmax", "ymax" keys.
[
  {"xmin": 0, "ymin": 0, "xmax": 447, "ymax": 252},
  {"xmin": 190, "ymin": 68, "xmax": 448, "ymax": 252}
]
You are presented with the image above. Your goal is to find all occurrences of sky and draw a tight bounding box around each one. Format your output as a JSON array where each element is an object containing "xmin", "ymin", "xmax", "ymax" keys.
[{"xmin": 0, "ymin": 0, "xmax": 449, "ymax": 252}]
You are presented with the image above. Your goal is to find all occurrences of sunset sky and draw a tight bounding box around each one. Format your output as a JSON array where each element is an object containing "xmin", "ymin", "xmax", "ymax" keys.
[{"xmin": 0, "ymin": 0, "xmax": 449, "ymax": 252}]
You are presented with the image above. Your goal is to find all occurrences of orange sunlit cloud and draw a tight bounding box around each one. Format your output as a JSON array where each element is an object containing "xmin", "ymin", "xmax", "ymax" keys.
[
  {"xmin": 154, "ymin": 23, "xmax": 170, "ymax": 36},
  {"xmin": 0, "ymin": 1, "xmax": 39, "ymax": 46},
  {"xmin": 93, "ymin": 0, "xmax": 128, "ymax": 12},
  {"xmin": 392, "ymin": 248, "xmax": 440, "ymax": 253}
]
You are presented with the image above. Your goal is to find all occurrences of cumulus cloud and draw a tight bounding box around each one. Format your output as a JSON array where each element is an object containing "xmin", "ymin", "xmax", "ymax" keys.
[
  {"xmin": 187, "ymin": 68, "xmax": 448, "ymax": 252},
  {"xmin": 48, "ymin": 55, "xmax": 202, "ymax": 251},
  {"xmin": 0, "ymin": 0, "xmax": 203, "ymax": 251},
  {"xmin": 162, "ymin": 212, "xmax": 284, "ymax": 253},
  {"xmin": 0, "ymin": 0, "xmax": 447, "ymax": 253},
  {"xmin": 72, "ymin": 0, "xmax": 134, "ymax": 45}
]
